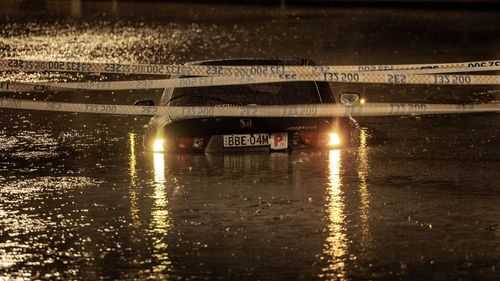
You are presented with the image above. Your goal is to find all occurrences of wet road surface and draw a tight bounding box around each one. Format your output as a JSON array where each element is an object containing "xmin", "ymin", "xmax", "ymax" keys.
[{"xmin": 1, "ymin": 2, "xmax": 500, "ymax": 280}]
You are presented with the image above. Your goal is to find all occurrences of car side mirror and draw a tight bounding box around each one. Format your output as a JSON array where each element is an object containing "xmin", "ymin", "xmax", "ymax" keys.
[
  {"xmin": 134, "ymin": 100, "xmax": 155, "ymax": 106},
  {"xmin": 339, "ymin": 92, "xmax": 360, "ymax": 105}
]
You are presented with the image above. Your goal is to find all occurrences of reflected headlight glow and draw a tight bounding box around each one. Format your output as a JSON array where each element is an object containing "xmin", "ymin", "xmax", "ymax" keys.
[
  {"xmin": 153, "ymin": 139, "xmax": 165, "ymax": 152},
  {"xmin": 328, "ymin": 133, "xmax": 341, "ymax": 146}
]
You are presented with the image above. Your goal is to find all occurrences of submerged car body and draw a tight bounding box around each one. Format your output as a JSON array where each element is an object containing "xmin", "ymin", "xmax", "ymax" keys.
[{"xmin": 145, "ymin": 58, "xmax": 358, "ymax": 153}]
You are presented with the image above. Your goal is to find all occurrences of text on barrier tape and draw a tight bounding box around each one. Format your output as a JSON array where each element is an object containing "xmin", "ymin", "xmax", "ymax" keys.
[
  {"xmin": 2, "ymin": 58, "xmax": 500, "ymax": 78},
  {"xmin": 3, "ymin": 73, "xmax": 500, "ymax": 93},
  {"xmin": 1, "ymin": 98, "xmax": 499, "ymax": 117}
]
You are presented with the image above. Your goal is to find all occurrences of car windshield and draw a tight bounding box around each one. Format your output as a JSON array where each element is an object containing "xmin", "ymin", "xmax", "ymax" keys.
[{"xmin": 167, "ymin": 81, "xmax": 324, "ymax": 106}]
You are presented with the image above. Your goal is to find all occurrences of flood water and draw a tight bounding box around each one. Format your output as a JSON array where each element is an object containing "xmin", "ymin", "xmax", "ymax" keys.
[{"xmin": 1, "ymin": 2, "xmax": 500, "ymax": 280}]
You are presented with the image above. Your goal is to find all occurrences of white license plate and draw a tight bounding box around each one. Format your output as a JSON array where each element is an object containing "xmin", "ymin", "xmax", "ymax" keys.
[{"xmin": 223, "ymin": 134, "xmax": 269, "ymax": 147}]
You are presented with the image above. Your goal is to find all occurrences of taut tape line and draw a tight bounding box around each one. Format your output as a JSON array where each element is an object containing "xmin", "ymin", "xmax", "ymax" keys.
[
  {"xmin": 2, "ymin": 73, "xmax": 500, "ymax": 92},
  {"xmin": 1, "ymin": 98, "xmax": 498, "ymax": 117},
  {"xmin": 2, "ymin": 58, "xmax": 500, "ymax": 78}
]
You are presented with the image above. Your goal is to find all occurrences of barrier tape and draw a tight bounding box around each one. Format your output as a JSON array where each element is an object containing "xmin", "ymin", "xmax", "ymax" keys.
[
  {"xmin": 3, "ymin": 72, "xmax": 500, "ymax": 93},
  {"xmin": 2, "ymin": 58, "xmax": 500, "ymax": 92},
  {"xmin": 1, "ymin": 98, "xmax": 498, "ymax": 117},
  {"xmin": 2, "ymin": 58, "xmax": 500, "ymax": 78},
  {"xmin": 0, "ymin": 77, "xmax": 283, "ymax": 92}
]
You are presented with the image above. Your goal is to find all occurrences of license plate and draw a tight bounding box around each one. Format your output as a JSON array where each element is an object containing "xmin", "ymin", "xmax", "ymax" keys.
[{"xmin": 223, "ymin": 134, "xmax": 269, "ymax": 147}]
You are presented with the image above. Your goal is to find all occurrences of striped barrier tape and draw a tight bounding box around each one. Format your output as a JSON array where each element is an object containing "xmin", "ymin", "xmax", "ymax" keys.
[
  {"xmin": 2, "ymin": 72, "xmax": 500, "ymax": 93},
  {"xmin": 2, "ymin": 58, "xmax": 500, "ymax": 78},
  {"xmin": 1, "ymin": 98, "xmax": 498, "ymax": 117},
  {"xmin": 0, "ymin": 76, "xmax": 283, "ymax": 92}
]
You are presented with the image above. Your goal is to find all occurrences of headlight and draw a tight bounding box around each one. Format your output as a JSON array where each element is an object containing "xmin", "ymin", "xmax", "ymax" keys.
[
  {"xmin": 153, "ymin": 139, "xmax": 165, "ymax": 152},
  {"xmin": 328, "ymin": 133, "xmax": 341, "ymax": 146}
]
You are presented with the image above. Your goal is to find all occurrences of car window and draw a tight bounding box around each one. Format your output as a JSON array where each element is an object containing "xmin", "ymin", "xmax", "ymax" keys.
[{"xmin": 167, "ymin": 81, "xmax": 331, "ymax": 106}]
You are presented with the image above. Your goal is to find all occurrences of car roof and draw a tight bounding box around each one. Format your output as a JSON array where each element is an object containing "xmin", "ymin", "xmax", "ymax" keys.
[{"xmin": 163, "ymin": 58, "xmax": 335, "ymax": 104}]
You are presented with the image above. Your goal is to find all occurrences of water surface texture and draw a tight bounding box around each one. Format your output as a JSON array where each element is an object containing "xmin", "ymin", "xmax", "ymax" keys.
[{"xmin": 1, "ymin": 2, "xmax": 500, "ymax": 280}]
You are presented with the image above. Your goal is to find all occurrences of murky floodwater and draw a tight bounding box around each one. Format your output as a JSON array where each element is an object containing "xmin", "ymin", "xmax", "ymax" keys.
[{"xmin": 1, "ymin": 2, "xmax": 500, "ymax": 280}]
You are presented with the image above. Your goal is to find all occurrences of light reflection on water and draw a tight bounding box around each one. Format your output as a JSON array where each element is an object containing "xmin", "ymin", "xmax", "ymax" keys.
[
  {"xmin": 320, "ymin": 128, "xmax": 372, "ymax": 280},
  {"xmin": 127, "ymin": 134, "xmax": 174, "ymax": 278},
  {"xmin": 358, "ymin": 128, "xmax": 371, "ymax": 248},
  {"xmin": 321, "ymin": 149, "xmax": 348, "ymax": 280},
  {"xmin": 150, "ymin": 152, "xmax": 172, "ymax": 276},
  {"xmin": 124, "ymin": 133, "xmax": 374, "ymax": 280},
  {"xmin": 128, "ymin": 133, "xmax": 140, "ymax": 228},
  {"xmin": 0, "ymin": 176, "xmax": 99, "ymax": 279}
]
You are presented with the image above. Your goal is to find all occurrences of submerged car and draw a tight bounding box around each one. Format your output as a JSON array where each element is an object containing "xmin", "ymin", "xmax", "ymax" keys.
[{"xmin": 144, "ymin": 58, "xmax": 358, "ymax": 153}]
